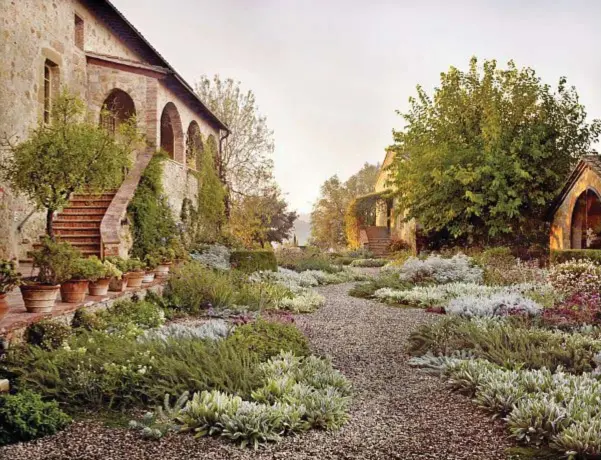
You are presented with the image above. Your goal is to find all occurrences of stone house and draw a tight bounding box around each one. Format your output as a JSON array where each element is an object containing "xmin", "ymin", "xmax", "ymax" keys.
[
  {"xmin": 355, "ymin": 149, "xmax": 419, "ymax": 255},
  {"xmin": 0, "ymin": 0, "xmax": 228, "ymax": 262},
  {"xmin": 550, "ymin": 155, "xmax": 601, "ymax": 251}
]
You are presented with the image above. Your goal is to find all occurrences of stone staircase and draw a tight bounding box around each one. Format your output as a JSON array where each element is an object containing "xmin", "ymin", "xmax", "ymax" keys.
[
  {"xmin": 33, "ymin": 190, "xmax": 117, "ymax": 258},
  {"xmin": 362, "ymin": 226, "xmax": 391, "ymax": 257}
]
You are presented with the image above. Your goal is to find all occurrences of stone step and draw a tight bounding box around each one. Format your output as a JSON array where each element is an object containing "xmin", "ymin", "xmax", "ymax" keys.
[
  {"xmin": 71, "ymin": 191, "xmax": 117, "ymax": 200},
  {"xmin": 56, "ymin": 235, "xmax": 101, "ymax": 243},
  {"xmin": 53, "ymin": 221, "xmax": 101, "ymax": 229},
  {"xmin": 60, "ymin": 206, "xmax": 110, "ymax": 215},
  {"xmin": 54, "ymin": 228, "xmax": 101, "ymax": 236},
  {"xmin": 54, "ymin": 214, "xmax": 104, "ymax": 222},
  {"xmin": 68, "ymin": 198, "xmax": 113, "ymax": 207}
]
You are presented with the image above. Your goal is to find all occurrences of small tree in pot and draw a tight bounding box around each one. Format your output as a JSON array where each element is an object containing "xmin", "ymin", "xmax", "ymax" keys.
[
  {"xmin": 0, "ymin": 260, "xmax": 21, "ymax": 319},
  {"xmin": 89, "ymin": 259, "xmax": 122, "ymax": 296},
  {"xmin": 124, "ymin": 258, "xmax": 146, "ymax": 288},
  {"xmin": 104, "ymin": 256, "xmax": 130, "ymax": 292},
  {"xmin": 24, "ymin": 239, "xmax": 79, "ymax": 313},
  {"xmin": 60, "ymin": 257, "xmax": 109, "ymax": 303}
]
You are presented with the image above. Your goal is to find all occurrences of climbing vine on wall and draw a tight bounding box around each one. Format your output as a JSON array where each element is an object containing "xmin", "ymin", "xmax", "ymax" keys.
[
  {"xmin": 128, "ymin": 152, "xmax": 178, "ymax": 258},
  {"xmin": 180, "ymin": 135, "xmax": 226, "ymax": 246},
  {"xmin": 345, "ymin": 191, "xmax": 390, "ymax": 249}
]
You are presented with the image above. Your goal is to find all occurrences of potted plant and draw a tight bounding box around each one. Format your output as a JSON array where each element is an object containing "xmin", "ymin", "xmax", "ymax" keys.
[
  {"xmin": 88, "ymin": 258, "xmax": 122, "ymax": 296},
  {"xmin": 105, "ymin": 256, "xmax": 129, "ymax": 292},
  {"xmin": 0, "ymin": 260, "xmax": 21, "ymax": 320},
  {"xmin": 125, "ymin": 258, "xmax": 146, "ymax": 288},
  {"xmin": 22, "ymin": 239, "xmax": 79, "ymax": 313},
  {"xmin": 60, "ymin": 256, "xmax": 105, "ymax": 303},
  {"xmin": 153, "ymin": 247, "xmax": 176, "ymax": 276},
  {"xmin": 143, "ymin": 254, "xmax": 159, "ymax": 283}
]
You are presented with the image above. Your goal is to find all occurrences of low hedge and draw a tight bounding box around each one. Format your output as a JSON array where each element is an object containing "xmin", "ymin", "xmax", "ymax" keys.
[
  {"xmin": 230, "ymin": 250, "xmax": 277, "ymax": 273},
  {"xmin": 550, "ymin": 249, "xmax": 601, "ymax": 265}
]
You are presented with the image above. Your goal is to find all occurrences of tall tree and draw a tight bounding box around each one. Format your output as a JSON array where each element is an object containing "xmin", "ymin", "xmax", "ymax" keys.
[
  {"xmin": 310, "ymin": 163, "xmax": 380, "ymax": 249},
  {"xmin": 230, "ymin": 187, "xmax": 297, "ymax": 248},
  {"xmin": 195, "ymin": 76, "xmax": 274, "ymax": 202},
  {"xmin": 390, "ymin": 57, "xmax": 601, "ymax": 247}
]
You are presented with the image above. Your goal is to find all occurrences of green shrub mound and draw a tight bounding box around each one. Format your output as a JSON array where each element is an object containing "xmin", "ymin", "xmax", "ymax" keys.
[
  {"xmin": 230, "ymin": 250, "xmax": 277, "ymax": 273},
  {"xmin": 348, "ymin": 272, "xmax": 411, "ymax": 299},
  {"xmin": 349, "ymin": 258, "xmax": 387, "ymax": 268},
  {"xmin": 24, "ymin": 320, "xmax": 72, "ymax": 351},
  {"xmin": 0, "ymin": 390, "xmax": 71, "ymax": 446},
  {"xmin": 228, "ymin": 319, "xmax": 311, "ymax": 361},
  {"xmin": 550, "ymin": 249, "xmax": 601, "ymax": 265}
]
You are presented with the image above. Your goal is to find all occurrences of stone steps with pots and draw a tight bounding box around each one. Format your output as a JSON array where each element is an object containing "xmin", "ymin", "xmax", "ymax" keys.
[{"xmin": 30, "ymin": 190, "xmax": 117, "ymax": 259}]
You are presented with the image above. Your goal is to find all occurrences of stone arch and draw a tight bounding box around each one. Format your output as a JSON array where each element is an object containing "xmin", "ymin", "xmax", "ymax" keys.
[
  {"xmin": 570, "ymin": 187, "xmax": 601, "ymax": 249},
  {"xmin": 186, "ymin": 121, "xmax": 203, "ymax": 170},
  {"xmin": 160, "ymin": 102, "xmax": 184, "ymax": 163},
  {"xmin": 100, "ymin": 88, "xmax": 136, "ymax": 134}
]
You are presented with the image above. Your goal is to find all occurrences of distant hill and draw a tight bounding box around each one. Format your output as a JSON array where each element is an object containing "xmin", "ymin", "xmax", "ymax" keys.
[{"xmin": 293, "ymin": 213, "xmax": 311, "ymax": 246}]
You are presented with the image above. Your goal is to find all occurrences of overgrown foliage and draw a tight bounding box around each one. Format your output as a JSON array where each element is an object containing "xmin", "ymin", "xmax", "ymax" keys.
[
  {"xmin": 230, "ymin": 250, "xmax": 277, "ymax": 273},
  {"xmin": 390, "ymin": 57, "xmax": 601, "ymax": 247}
]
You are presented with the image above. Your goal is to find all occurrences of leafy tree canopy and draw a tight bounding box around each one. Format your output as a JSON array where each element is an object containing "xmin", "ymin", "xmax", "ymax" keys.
[
  {"xmin": 390, "ymin": 57, "xmax": 601, "ymax": 247},
  {"xmin": 311, "ymin": 163, "xmax": 380, "ymax": 249}
]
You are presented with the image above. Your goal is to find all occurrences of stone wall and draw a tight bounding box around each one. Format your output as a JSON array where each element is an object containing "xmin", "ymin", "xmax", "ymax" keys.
[{"xmin": 550, "ymin": 167, "xmax": 601, "ymax": 250}]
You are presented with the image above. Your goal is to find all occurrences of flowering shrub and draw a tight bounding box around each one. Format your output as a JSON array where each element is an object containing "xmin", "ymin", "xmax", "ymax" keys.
[
  {"xmin": 173, "ymin": 352, "xmax": 351, "ymax": 448},
  {"xmin": 548, "ymin": 260, "xmax": 601, "ymax": 297},
  {"xmin": 190, "ymin": 244, "xmax": 231, "ymax": 271},
  {"xmin": 542, "ymin": 292, "xmax": 601, "ymax": 328},
  {"xmin": 397, "ymin": 254, "xmax": 483, "ymax": 285},
  {"xmin": 278, "ymin": 290, "xmax": 326, "ymax": 313}
]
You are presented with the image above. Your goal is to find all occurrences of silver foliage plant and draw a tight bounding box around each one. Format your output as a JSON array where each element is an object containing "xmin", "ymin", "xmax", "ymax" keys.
[
  {"xmin": 140, "ymin": 320, "xmax": 230, "ymax": 343},
  {"xmin": 446, "ymin": 291, "xmax": 542, "ymax": 318},
  {"xmin": 190, "ymin": 244, "xmax": 231, "ymax": 271},
  {"xmin": 172, "ymin": 352, "xmax": 351, "ymax": 449},
  {"xmin": 411, "ymin": 355, "xmax": 601, "ymax": 458},
  {"xmin": 397, "ymin": 254, "xmax": 484, "ymax": 284}
]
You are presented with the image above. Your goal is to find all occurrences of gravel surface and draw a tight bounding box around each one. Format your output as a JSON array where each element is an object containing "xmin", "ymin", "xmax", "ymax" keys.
[{"xmin": 0, "ymin": 283, "xmax": 513, "ymax": 460}]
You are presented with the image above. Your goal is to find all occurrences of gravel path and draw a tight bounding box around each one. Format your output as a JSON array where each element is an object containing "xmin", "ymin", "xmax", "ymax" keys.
[{"xmin": 1, "ymin": 283, "xmax": 512, "ymax": 460}]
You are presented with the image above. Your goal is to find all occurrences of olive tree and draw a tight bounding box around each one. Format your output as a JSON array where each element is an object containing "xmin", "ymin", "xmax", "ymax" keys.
[{"xmin": 2, "ymin": 91, "xmax": 140, "ymax": 238}]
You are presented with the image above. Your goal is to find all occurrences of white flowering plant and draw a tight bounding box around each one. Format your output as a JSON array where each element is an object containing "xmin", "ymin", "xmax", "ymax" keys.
[{"xmin": 396, "ymin": 254, "xmax": 484, "ymax": 285}]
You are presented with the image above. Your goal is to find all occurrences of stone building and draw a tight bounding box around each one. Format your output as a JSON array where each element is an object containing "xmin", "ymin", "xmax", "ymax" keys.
[
  {"xmin": 550, "ymin": 155, "xmax": 601, "ymax": 250},
  {"xmin": 0, "ymin": 0, "xmax": 227, "ymax": 261},
  {"xmin": 355, "ymin": 149, "xmax": 419, "ymax": 255}
]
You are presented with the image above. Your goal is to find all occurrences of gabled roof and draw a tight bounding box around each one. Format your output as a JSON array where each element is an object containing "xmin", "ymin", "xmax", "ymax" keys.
[
  {"xmin": 82, "ymin": 0, "xmax": 228, "ymax": 132},
  {"xmin": 549, "ymin": 155, "xmax": 601, "ymax": 217}
]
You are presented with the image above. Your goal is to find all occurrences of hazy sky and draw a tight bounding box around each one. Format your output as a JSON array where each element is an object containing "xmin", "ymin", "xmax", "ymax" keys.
[{"xmin": 112, "ymin": 0, "xmax": 601, "ymax": 214}]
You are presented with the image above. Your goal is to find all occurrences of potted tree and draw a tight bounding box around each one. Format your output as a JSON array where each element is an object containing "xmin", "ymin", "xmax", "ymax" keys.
[
  {"xmin": 104, "ymin": 257, "xmax": 129, "ymax": 292},
  {"xmin": 22, "ymin": 238, "xmax": 78, "ymax": 313},
  {"xmin": 125, "ymin": 258, "xmax": 146, "ymax": 288},
  {"xmin": 60, "ymin": 256, "xmax": 106, "ymax": 303},
  {"xmin": 0, "ymin": 260, "xmax": 21, "ymax": 320},
  {"xmin": 143, "ymin": 254, "xmax": 159, "ymax": 283},
  {"xmin": 87, "ymin": 257, "xmax": 121, "ymax": 296}
]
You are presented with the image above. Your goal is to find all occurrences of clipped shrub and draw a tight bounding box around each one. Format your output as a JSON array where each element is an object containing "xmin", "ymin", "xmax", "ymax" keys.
[
  {"xmin": 349, "ymin": 258, "xmax": 387, "ymax": 267},
  {"xmin": 0, "ymin": 389, "xmax": 71, "ymax": 445},
  {"xmin": 550, "ymin": 249, "xmax": 601, "ymax": 265},
  {"xmin": 230, "ymin": 250, "xmax": 277, "ymax": 273},
  {"xmin": 228, "ymin": 319, "xmax": 311, "ymax": 361},
  {"xmin": 24, "ymin": 320, "xmax": 72, "ymax": 351}
]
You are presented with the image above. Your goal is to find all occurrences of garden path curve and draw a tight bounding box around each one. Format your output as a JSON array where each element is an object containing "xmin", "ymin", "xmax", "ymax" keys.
[{"xmin": 0, "ymin": 282, "xmax": 512, "ymax": 460}]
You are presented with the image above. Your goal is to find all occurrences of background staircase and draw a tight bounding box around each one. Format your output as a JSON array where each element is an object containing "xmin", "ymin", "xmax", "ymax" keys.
[
  {"xmin": 363, "ymin": 226, "xmax": 391, "ymax": 257},
  {"xmin": 32, "ymin": 190, "xmax": 117, "ymax": 258}
]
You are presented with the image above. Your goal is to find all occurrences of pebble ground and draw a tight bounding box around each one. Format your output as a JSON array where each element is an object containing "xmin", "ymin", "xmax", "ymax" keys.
[{"xmin": 0, "ymin": 283, "xmax": 512, "ymax": 460}]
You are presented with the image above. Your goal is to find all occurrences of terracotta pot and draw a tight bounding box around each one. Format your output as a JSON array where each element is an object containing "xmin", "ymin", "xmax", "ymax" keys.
[
  {"xmin": 60, "ymin": 279, "xmax": 89, "ymax": 303},
  {"xmin": 155, "ymin": 263, "xmax": 172, "ymax": 276},
  {"xmin": 0, "ymin": 293, "xmax": 9, "ymax": 321},
  {"xmin": 20, "ymin": 284, "xmax": 60, "ymax": 313},
  {"xmin": 89, "ymin": 278, "xmax": 111, "ymax": 296},
  {"xmin": 142, "ymin": 272, "xmax": 156, "ymax": 283},
  {"xmin": 126, "ymin": 271, "xmax": 145, "ymax": 288},
  {"xmin": 109, "ymin": 276, "xmax": 128, "ymax": 292}
]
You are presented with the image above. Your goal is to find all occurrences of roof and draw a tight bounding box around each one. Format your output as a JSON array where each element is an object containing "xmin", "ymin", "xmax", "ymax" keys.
[
  {"xmin": 82, "ymin": 0, "xmax": 228, "ymax": 132},
  {"xmin": 548, "ymin": 155, "xmax": 601, "ymax": 217}
]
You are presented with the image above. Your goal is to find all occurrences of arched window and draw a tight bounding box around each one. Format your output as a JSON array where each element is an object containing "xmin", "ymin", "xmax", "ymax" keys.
[
  {"xmin": 571, "ymin": 188, "xmax": 601, "ymax": 249},
  {"xmin": 186, "ymin": 121, "xmax": 203, "ymax": 170},
  {"xmin": 160, "ymin": 102, "xmax": 184, "ymax": 162},
  {"xmin": 100, "ymin": 89, "xmax": 135, "ymax": 134}
]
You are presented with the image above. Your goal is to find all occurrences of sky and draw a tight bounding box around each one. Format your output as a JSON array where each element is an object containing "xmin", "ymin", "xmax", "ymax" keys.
[{"xmin": 112, "ymin": 0, "xmax": 601, "ymax": 214}]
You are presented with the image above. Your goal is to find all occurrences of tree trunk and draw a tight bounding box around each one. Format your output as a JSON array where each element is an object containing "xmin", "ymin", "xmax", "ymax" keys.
[{"xmin": 46, "ymin": 209, "xmax": 55, "ymax": 240}]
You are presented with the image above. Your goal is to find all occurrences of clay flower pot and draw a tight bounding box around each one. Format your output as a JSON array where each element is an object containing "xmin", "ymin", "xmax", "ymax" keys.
[
  {"xmin": 89, "ymin": 278, "xmax": 111, "ymax": 296},
  {"xmin": 109, "ymin": 276, "xmax": 128, "ymax": 292},
  {"xmin": 60, "ymin": 279, "xmax": 89, "ymax": 303},
  {"xmin": 126, "ymin": 271, "xmax": 145, "ymax": 289},
  {"xmin": 155, "ymin": 262, "xmax": 172, "ymax": 277},
  {"xmin": 0, "ymin": 293, "xmax": 10, "ymax": 321},
  {"xmin": 20, "ymin": 284, "xmax": 60, "ymax": 313},
  {"xmin": 142, "ymin": 271, "xmax": 156, "ymax": 283}
]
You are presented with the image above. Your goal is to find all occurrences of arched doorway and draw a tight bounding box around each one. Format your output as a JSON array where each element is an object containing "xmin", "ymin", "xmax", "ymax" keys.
[
  {"xmin": 571, "ymin": 189, "xmax": 601, "ymax": 249},
  {"xmin": 160, "ymin": 102, "xmax": 184, "ymax": 162},
  {"xmin": 100, "ymin": 89, "xmax": 136, "ymax": 134},
  {"xmin": 186, "ymin": 121, "xmax": 203, "ymax": 170}
]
